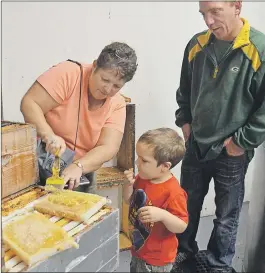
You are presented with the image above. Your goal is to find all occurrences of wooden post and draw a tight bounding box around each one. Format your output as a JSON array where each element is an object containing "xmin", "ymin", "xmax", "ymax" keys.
[
  {"xmin": 1, "ymin": 237, "xmax": 6, "ymax": 272},
  {"xmin": 117, "ymin": 104, "xmax": 135, "ymax": 247}
]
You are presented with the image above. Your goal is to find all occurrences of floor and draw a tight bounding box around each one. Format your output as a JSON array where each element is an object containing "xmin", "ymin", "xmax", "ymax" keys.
[{"xmin": 115, "ymin": 202, "xmax": 249, "ymax": 272}]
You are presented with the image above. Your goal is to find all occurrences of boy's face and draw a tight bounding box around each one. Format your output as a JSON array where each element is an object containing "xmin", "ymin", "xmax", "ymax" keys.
[{"xmin": 135, "ymin": 141, "xmax": 164, "ymax": 181}]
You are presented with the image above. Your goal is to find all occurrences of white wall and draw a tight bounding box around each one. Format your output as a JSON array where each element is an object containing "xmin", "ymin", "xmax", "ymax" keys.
[{"xmin": 2, "ymin": 2, "xmax": 265, "ymax": 216}]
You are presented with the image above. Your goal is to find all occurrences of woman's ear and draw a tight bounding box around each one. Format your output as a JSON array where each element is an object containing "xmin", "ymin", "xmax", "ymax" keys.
[{"xmin": 92, "ymin": 60, "xmax": 97, "ymax": 69}]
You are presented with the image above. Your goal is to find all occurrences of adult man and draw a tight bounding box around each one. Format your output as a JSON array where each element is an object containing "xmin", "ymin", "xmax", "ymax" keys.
[{"xmin": 174, "ymin": 1, "xmax": 265, "ymax": 272}]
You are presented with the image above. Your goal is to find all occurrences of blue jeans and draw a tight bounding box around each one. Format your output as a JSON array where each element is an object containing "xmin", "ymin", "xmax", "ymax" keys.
[{"xmin": 177, "ymin": 140, "xmax": 249, "ymax": 269}]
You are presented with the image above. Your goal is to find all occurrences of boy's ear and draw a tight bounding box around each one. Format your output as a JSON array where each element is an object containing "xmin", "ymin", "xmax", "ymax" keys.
[{"xmin": 161, "ymin": 162, "xmax": 172, "ymax": 171}]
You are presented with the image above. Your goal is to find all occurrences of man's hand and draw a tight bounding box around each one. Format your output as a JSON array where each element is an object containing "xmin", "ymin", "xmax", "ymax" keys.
[
  {"xmin": 124, "ymin": 168, "xmax": 135, "ymax": 185},
  {"xmin": 138, "ymin": 206, "xmax": 165, "ymax": 223},
  {"xmin": 61, "ymin": 163, "xmax": 83, "ymax": 190},
  {"xmin": 182, "ymin": 123, "xmax": 191, "ymax": 142},
  {"xmin": 43, "ymin": 134, "xmax": 66, "ymax": 156},
  {"xmin": 224, "ymin": 137, "xmax": 244, "ymax": 156}
]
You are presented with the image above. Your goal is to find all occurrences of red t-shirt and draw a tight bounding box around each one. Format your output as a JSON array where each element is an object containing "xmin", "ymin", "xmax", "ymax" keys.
[{"xmin": 129, "ymin": 175, "xmax": 188, "ymax": 266}]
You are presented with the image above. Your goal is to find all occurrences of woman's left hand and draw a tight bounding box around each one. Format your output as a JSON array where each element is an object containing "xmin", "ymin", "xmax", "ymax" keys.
[{"xmin": 61, "ymin": 164, "xmax": 83, "ymax": 190}]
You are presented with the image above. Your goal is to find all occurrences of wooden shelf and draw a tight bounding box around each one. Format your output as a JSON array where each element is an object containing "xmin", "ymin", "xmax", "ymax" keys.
[{"xmin": 96, "ymin": 167, "xmax": 126, "ymax": 189}]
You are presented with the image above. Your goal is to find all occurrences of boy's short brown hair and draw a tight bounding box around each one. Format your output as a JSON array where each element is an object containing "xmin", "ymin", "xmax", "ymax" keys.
[{"xmin": 138, "ymin": 128, "xmax": 186, "ymax": 169}]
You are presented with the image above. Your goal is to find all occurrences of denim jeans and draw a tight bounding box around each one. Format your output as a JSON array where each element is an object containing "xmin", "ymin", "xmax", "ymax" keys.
[{"xmin": 177, "ymin": 140, "xmax": 249, "ymax": 269}]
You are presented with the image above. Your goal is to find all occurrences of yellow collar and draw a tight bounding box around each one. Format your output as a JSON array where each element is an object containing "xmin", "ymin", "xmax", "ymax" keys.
[
  {"xmin": 233, "ymin": 18, "xmax": 250, "ymax": 49},
  {"xmin": 197, "ymin": 18, "xmax": 250, "ymax": 49}
]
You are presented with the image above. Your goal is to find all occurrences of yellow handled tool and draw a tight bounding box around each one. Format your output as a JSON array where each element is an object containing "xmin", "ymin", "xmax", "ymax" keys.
[{"xmin": 45, "ymin": 150, "xmax": 65, "ymax": 190}]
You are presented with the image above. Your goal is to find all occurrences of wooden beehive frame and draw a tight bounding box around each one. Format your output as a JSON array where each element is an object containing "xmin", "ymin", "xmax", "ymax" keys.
[
  {"xmin": 2, "ymin": 206, "xmax": 112, "ymax": 272},
  {"xmin": 1, "ymin": 121, "xmax": 39, "ymax": 199},
  {"xmin": 96, "ymin": 103, "xmax": 135, "ymax": 250},
  {"xmin": 96, "ymin": 103, "xmax": 135, "ymax": 189}
]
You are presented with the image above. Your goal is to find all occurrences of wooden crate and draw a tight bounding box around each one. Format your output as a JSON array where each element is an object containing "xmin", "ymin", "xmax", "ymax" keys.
[
  {"xmin": 2, "ymin": 187, "xmax": 119, "ymax": 272},
  {"xmin": 1, "ymin": 121, "xmax": 38, "ymax": 198},
  {"xmin": 96, "ymin": 103, "xmax": 135, "ymax": 250}
]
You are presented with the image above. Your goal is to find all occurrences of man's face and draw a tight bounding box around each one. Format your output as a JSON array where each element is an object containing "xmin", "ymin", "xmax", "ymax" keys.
[
  {"xmin": 199, "ymin": 1, "xmax": 240, "ymax": 41},
  {"xmin": 89, "ymin": 65, "xmax": 125, "ymax": 100}
]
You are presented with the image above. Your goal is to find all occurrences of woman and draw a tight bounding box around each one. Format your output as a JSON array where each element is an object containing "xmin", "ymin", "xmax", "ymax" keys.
[{"xmin": 20, "ymin": 42, "xmax": 138, "ymax": 193}]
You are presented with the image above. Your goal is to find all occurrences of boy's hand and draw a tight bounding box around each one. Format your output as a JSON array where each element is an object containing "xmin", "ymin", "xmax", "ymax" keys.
[
  {"xmin": 124, "ymin": 168, "xmax": 135, "ymax": 185},
  {"xmin": 138, "ymin": 206, "xmax": 165, "ymax": 223}
]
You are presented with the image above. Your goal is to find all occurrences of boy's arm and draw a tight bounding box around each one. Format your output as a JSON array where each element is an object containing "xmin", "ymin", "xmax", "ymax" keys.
[
  {"xmin": 165, "ymin": 191, "xmax": 188, "ymax": 233},
  {"xmin": 138, "ymin": 190, "xmax": 188, "ymax": 233},
  {"xmin": 138, "ymin": 206, "xmax": 187, "ymax": 234},
  {"xmin": 161, "ymin": 210, "xmax": 187, "ymax": 234},
  {"xmin": 123, "ymin": 169, "xmax": 136, "ymax": 204},
  {"xmin": 123, "ymin": 184, "xmax": 134, "ymax": 204}
]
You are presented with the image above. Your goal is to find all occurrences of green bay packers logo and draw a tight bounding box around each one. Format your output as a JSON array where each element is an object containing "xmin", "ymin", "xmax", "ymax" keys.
[{"xmin": 231, "ymin": 66, "xmax": 239, "ymax": 72}]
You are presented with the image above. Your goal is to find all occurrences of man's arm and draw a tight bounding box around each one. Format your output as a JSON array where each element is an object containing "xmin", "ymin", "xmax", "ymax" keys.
[
  {"xmin": 233, "ymin": 62, "xmax": 265, "ymax": 150},
  {"xmin": 175, "ymin": 42, "xmax": 192, "ymax": 128}
]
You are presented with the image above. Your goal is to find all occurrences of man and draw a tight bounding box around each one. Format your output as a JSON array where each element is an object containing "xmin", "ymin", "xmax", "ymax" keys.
[{"xmin": 174, "ymin": 1, "xmax": 265, "ymax": 273}]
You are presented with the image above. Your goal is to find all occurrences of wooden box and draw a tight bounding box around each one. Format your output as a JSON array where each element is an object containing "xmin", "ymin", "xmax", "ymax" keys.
[
  {"xmin": 96, "ymin": 103, "xmax": 135, "ymax": 251},
  {"xmin": 2, "ymin": 185, "xmax": 119, "ymax": 272},
  {"xmin": 1, "ymin": 121, "xmax": 39, "ymax": 198}
]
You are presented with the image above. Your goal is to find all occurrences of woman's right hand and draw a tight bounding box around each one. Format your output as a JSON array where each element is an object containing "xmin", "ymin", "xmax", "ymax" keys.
[
  {"xmin": 124, "ymin": 168, "xmax": 135, "ymax": 185},
  {"xmin": 42, "ymin": 134, "xmax": 66, "ymax": 156}
]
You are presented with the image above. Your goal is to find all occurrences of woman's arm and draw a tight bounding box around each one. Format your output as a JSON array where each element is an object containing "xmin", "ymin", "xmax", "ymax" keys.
[
  {"xmin": 62, "ymin": 127, "xmax": 123, "ymax": 189},
  {"xmin": 20, "ymin": 81, "xmax": 59, "ymax": 139},
  {"xmin": 78, "ymin": 127, "xmax": 123, "ymax": 173},
  {"xmin": 21, "ymin": 81, "xmax": 66, "ymax": 154}
]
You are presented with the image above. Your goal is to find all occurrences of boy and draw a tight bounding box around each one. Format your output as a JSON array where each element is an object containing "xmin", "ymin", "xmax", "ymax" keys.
[{"xmin": 123, "ymin": 128, "xmax": 188, "ymax": 272}]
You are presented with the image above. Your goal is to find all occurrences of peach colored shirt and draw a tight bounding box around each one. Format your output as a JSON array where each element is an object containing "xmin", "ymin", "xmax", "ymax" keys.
[{"xmin": 37, "ymin": 61, "xmax": 126, "ymax": 159}]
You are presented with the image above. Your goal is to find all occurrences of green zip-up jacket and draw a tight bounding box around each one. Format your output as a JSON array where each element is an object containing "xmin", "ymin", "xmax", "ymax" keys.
[{"xmin": 175, "ymin": 18, "xmax": 265, "ymax": 161}]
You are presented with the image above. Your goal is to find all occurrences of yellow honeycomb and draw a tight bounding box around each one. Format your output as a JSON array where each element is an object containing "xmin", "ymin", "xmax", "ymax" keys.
[
  {"xmin": 3, "ymin": 212, "xmax": 78, "ymax": 265},
  {"xmin": 34, "ymin": 190, "xmax": 106, "ymax": 222},
  {"xmin": 48, "ymin": 190, "xmax": 102, "ymax": 207},
  {"xmin": 2, "ymin": 188, "xmax": 47, "ymax": 217}
]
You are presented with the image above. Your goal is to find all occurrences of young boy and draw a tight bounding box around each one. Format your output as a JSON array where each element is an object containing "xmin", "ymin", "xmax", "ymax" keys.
[{"xmin": 123, "ymin": 128, "xmax": 188, "ymax": 273}]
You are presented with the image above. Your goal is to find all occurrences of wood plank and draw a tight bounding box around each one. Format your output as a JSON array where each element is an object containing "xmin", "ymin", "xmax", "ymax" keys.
[
  {"xmin": 1, "ymin": 122, "xmax": 38, "ymax": 199},
  {"xmin": 96, "ymin": 167, "xmax": 126, "ymax": 188},
  {"xmin": 121, "ymin": 198, "xmax": 131, "ymax": 238},
  {"xmin": 119, "ymin": 232, "xmax": 132, "ymax": 251},
  {"xmin": 117, "ymin": 104, "xmax": 135, "ymax": 171}
]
